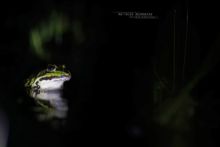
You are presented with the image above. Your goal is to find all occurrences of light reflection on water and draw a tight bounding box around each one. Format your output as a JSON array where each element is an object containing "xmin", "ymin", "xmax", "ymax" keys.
[{"xmin": 28, "ymin": 89, "xmax": 68, "ymax": 127}]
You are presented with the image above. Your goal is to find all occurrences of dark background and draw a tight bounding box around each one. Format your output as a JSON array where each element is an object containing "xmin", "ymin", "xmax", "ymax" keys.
[{"xmin": 1, "ymin": 0, "xmax": 220, "ymax": 147}]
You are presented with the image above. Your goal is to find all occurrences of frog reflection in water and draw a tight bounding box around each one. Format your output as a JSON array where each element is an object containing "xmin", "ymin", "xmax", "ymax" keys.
[
  {"xmin": 25, "ymin": 64, "xmax": 71, "ymax": 91},
  {"xmin": 30, "ymin": 90, "xmax": 68, "ymax": 121}
]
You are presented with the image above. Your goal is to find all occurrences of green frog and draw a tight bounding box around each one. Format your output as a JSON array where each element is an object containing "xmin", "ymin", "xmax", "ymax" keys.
[{"xmin": 25, "ymin": 64, "xmax": 71, "ymax": 91}]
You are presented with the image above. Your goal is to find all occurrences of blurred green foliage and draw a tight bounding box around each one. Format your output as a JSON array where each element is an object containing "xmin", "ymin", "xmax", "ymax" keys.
[{"xmin": 30, "ymin": 11, "xmax": 69, "ymax": 60}]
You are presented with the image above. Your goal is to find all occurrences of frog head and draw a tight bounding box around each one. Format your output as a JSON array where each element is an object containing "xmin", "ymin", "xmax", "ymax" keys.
[{"xmin": 25, "ymin": 64, "xmax": 71, "ymax": 90}]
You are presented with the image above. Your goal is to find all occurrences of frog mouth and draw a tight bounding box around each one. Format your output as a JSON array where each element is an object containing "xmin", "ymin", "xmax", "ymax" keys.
[
  {"xmin": 37, "ymin": 76, "xmax": 71, "ymax": 90},
  {"xmin": 36, "ymin": 75, "xmax": 71, "ymax": 91},
  {"xmin": 39, "ymin": 75, "xmax": 71, "ymax": 81}
]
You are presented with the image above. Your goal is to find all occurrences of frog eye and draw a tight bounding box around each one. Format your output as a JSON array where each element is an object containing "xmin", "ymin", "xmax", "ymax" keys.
[{"xmin": 47, "ymin": 64, "xmax": 56, "ymax": 71}]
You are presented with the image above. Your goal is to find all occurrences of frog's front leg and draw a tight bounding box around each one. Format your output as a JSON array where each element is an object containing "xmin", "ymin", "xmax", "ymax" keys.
[{"xmin": 33, "ymin": 81, "xmax": 40, "ymax": 91}]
